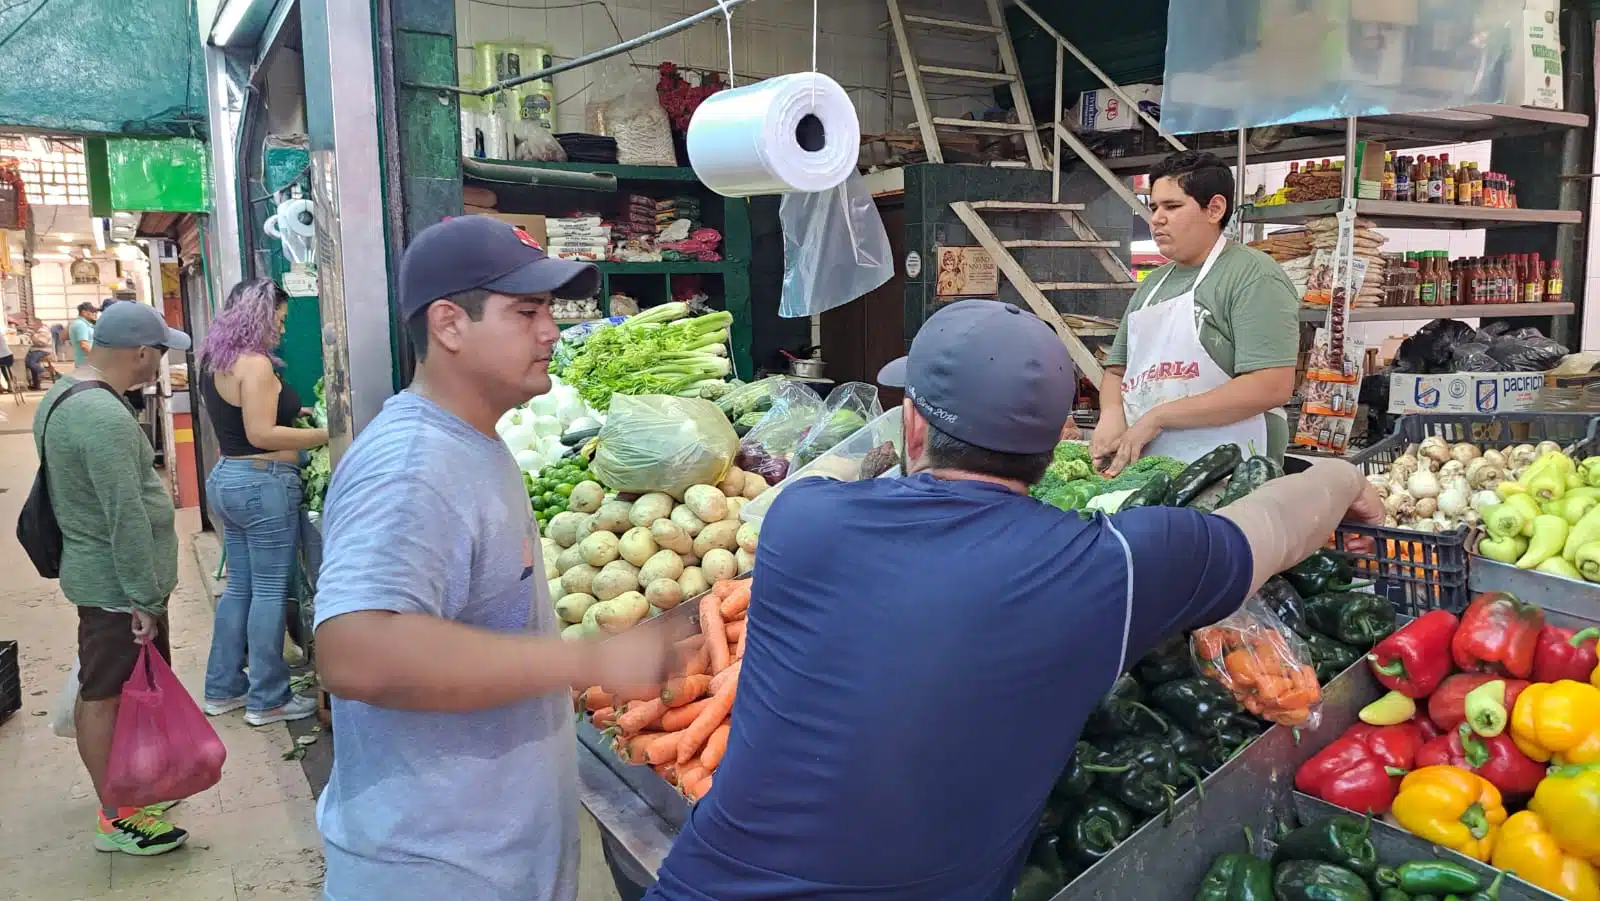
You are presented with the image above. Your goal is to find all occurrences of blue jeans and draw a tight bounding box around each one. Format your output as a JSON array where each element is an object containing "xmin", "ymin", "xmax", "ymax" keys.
[{"xmin": 205, "ymin": 458, "xmax": 302, "ymax": 711}]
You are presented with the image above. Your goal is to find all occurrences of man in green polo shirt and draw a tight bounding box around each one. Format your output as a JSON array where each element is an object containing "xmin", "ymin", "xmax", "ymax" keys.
[
  {"xmin": 68, "ymin": 301, "xmax": 98, "ymax": 368},
  {"xmin": 1093, "ymin": 150, "xmax": 1300, "ymax": 475}
]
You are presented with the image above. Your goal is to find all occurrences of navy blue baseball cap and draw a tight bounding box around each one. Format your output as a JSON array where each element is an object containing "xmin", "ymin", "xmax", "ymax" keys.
[
  {"xmin": 399, "ymin": 215, "xmax": 600, "ymax": 319},
  {"xmin": 877, "ymin": 299, "xmax": 1075, "ymax": 455}
]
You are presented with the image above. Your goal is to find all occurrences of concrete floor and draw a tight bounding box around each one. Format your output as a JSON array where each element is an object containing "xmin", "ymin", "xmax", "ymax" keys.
[{"xmin": 0, "ymin": 390, "xmax": 624, "ymax": 901}]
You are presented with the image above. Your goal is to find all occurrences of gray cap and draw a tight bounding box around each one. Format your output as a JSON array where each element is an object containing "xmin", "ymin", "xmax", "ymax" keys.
[
  {"xmin": 93, "ymin": 301, "xmax": 191, "ymax": 351},
  {"xmin": 877, "ymin": 299, "xmax": 1074, "ymax": 455}
]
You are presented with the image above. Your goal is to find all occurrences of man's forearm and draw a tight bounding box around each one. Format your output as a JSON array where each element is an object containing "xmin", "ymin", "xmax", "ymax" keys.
[
  {"xmin": 1148, "ymin": 367, "xmax": 1295, "ymax": 432},
  {"xmin": 317, "ymin": 611, "xmax": 600, "ymax": 712},
  {"xmin": 1216, "ymin": 460, "xmax": 1366, "ymax": 596},
  {"xmin": 1098, "ymin": 368, "xmax": 1127, "ymax": 430}
]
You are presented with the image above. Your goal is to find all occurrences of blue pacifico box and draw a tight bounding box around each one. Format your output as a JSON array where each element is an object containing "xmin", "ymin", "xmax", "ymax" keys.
[{"xmin": 1389, "ymin": 371, "xmax": 1546, "ymax": 414}]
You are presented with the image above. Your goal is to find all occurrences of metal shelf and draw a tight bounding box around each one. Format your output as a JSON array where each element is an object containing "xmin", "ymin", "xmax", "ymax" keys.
[
  {"xmin": 1100, "ymin": 104, "xmax": 1589, "ymax": 174},
  {"xmin": 1242, "ymin": 199, "xmax": 1582, "ymax": 228},
  {"xmin": 1298, "ymin": 302, "xmax": 1575, "ymax": 323}
]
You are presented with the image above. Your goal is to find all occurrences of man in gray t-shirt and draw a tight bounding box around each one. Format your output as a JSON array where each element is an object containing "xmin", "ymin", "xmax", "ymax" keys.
[{"xmin": 313, "ymin": 216, "xmax": 674, "ymax": 901}]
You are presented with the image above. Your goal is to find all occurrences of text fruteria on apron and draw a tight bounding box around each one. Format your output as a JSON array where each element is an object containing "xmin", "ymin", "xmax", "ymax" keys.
[{"xmin": 1120, "ymin": 236, "xmax": 1269, "ymax": 465}]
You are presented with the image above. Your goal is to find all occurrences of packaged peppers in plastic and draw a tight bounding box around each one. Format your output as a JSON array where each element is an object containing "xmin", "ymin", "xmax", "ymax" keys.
[{"xmin": 1192, "ymin": 595, "xmax": 1322, "ymax": 727}]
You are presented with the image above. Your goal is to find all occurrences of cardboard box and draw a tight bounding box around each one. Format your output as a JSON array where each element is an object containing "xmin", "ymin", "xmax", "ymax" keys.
[
  {"xmin": 1354, "ymin": 140, "xmax": 1387, "ymax": 200},
  {"xmin": 464, "ymin": 206, "xmax": 548, "ymax": 246},
  {"xmin": 1389, "ymin": 371, "xmax": 1546, "ymax": 414},
  {"xmin": 1510, "ymin": 0, "xmax": 1564, "ymax": 110},
  {"xmin": 1072, "ymin": 85, "xmax": 1162, "ymax": 134}
]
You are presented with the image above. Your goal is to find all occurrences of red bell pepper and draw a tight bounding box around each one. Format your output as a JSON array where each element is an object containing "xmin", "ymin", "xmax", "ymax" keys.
[
  {"xmin": 1427, "ymin": 673, "xmax": 1528, "ymax": 736},
  {"xmin": 1414, "ymin": 722, "xmax": 1546, "ymax": 800},
  {"xmin": 1294, "ymin": 721, "xmax": 1424, "ymax": 815},
  {"xmin": 1366, "ymin": 609, "xmax": 1458, "ymax": 698},
  {"xmin": 1532, "ymin": 625, "xmax": 1600, "ymax": 683},
  {"xmin": 1450, "ymin": 591, "xmax": 1544, "ymax": 678}
]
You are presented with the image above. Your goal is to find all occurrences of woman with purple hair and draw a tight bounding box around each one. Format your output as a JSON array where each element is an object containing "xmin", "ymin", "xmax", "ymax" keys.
[{"xmin": 198, "ymin": 278, "xmax": 327, "ymax": 726}]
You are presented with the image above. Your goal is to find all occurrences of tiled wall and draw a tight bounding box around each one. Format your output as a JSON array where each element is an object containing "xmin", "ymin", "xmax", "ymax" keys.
[{"xmin": 453, "ymin": 0, "xmax": 1005, "ymax": 137}]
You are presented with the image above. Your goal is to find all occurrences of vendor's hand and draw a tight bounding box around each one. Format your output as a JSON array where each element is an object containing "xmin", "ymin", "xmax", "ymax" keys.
[
  {"xmin": 130, "ymin": 609, "xmax": 159, "ymax": 645},
  {"xmin": 1089, "ymin": 422, "xmax": 1124, "ymax": 470},
  {"xmin": 1340, "ymin": 475, "xmax": 1385, "ymax": 558},
  {"xmin": 1060, "ymin": 418, "xmax": 1082, "ymax": 441},
  {"xmin": 1103, "ymin": 417, "xmax": 1162, "ymax": 478}
]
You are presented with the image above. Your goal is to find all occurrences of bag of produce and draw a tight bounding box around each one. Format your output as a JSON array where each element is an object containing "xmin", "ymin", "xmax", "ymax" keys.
[
  {"xmin": 590, "ymin": 394, "xmax": 737, "ymax": 497},
  {"xmin": 1190, "ymin": 594, "xmax": 1323, "ymax": 729},
  {"xmin": 790, "ymin": 382, "xmax": 882, "ymax": 472},
  {"xmin": 738, "ymin": 407, "xmax": 903, "ymax": 524},
  {"xmin": 735, "ymin": 380, "xmax": 825, "ymax": 486}
]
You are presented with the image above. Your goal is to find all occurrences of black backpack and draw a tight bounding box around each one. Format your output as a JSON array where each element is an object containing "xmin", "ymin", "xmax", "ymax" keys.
[{"xmin": 17, "ymin": 380, "xmax": 117, "ymax": 578}]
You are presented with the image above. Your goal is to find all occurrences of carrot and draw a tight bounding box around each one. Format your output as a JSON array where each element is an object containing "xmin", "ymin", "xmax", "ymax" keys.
[
  {"xmin": 708, "ymin": 659, "xmax": 741, "ymax": 695},
  {"xmin": 1193, "ymin": 628, "xmax": 1228, "ymax": 661},
  {"xmin": 609, "ymin": 683, "xmax": 665, "ymax": 704},
  {"xmin": 725, "ymin": 620, "xmax": 746, "ymax": 642},
  {"xmin": 661, "ymin": 698, "xmax": 712, "ymax": 731},
  {"xmin": 719, "ymin": 583, "xmax": 752, "ymax": 619},
  {"xmin": 616, "ymin": 698, "xmax": 667, "ymax": 735},
  {"xmin": 700, "ymin": 592, "xmax": 731, "ymax": 674},
  {"xmin": 584, "ymin": 688, "xmax": 614, "ymax": 713},
  {"xmin": 711, "ymin": 580, "xmax": 738, "ymax": 600},
  {"xmin": 590, "ymin": 706, "xmax": 618, "ymax": 729},
  {"xmin": 700, "ymin": 723, "xmax": 731, "ymax": 770},
  {"xmin": 678, "ymin": 762, "xmax": 709, "ymax": 789},
  {"xmin": 661, "ymin": 674, "xmax": 712, "ymax": 708},
  {"xmin": 678, "ymin": 676, "xmax": 738, "ymax": 765},
  {"xmin": 686, "ymin": 774, "xmax": 714, "ymax": 800},
  {"xmin": 619, "ymin": 731, "xmax": 667, "ymax": 764},
  {"xmin": 681, "ymin": 644, "xmax": 710, "ymax": 677},
  {"xmin": 654, "ymin": 762, "xmax": 678, "ymax": 785},
  {"xmin": 676, "ymin": 635, "xmax": 705, "ymax": 654},
  {"xmin": 732, "ymin": 626, "xmax": 747, "ymax": 661},
  {"xmin": 648, "ymin": 731, "xmax": 685, "ymax": 766}
]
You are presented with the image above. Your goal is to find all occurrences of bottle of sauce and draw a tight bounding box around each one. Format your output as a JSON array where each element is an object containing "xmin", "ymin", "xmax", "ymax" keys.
[
  {"xmin": 1470, "ymin": 164, "xmax": 1484, "ymax": 206},
  {"xmin": 1394, "ymin": 156, "xmax": 1410, "ymax": 201},
  {"xmin": 1409, "ymin": 259, "xmax": 1423, "ymax": 305},
  {"xmin": 1525, "ymin": 253, "xmax": 1543, "ymax": 303},
  {"xmin": 1441, "ymin": 154, "xmax": 1454, "ymax": 205},
  {"xmin": 1546, "ymin": 259, "xmax": 1563, "ymax": 302},
  {"xmin": 1414, "ymin": 157, "xmax": 1430, "ymax": 203},
  {"xmin": 1508, "ymin": 179, "xmax": 1518, "ymax": 208},
  {"xmin": 1455, "ymin": 258, "xmax": 1470, "ymax": 306},
  {"xmin": 1456, "ymin": 162, "xmax": 1473, "ymax": 205},
  {"xmin": 1381, "ymin": 153, "xmax": 1395, "ymax": 201},
  {"xmin": 1426, "ymin": 157, "xmax": 1444, "ymax": 203}
]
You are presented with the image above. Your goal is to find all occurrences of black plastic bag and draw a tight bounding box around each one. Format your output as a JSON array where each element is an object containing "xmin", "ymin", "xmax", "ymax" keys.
[
  {"xmin": 1487, "ymin": 334, "xmax": 1569, "ymax": 372},
  {"xmin": 1452, "ymin": 342, "xmax": 1505, "ymax": 372},
  {"xmin": 1394, "ymin": 319, "xmax": 1477, "ymax": 373}
]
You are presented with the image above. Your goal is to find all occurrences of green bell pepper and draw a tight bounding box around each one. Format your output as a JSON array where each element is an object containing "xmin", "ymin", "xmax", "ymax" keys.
[
  {"xmin": 1283, "ymin": 550, "xmax": 1360, "ymax": 596},
  {"xmin": 1150, "ymin": 678, "xmax": 1261, "ymax": 746},
  {"xmin": 1375, "ymin": 861, "xmax": 1481, "ymax": 895},
  {"xmin": 1094, "ymin": 735, "xmax": 1201, "ymax": 817},
  {"xmin": 1271, "ymin": 860, "xmax": 1374, "ymax": 901},
  {"xmin": 1084, "ymin": 673, "xmax": 1169, "ymax": 738},
  {"xmin": 1135, "ymin": 635, "xmax": 1195, "ymax": 686},
  {"xmin": 1270, "ymin": 815, "xmax": 1378, "ymax": 879},
  {"xmin": 1303, "ymin": 591, "xmax": 1397, "ymax": 649},
  {"xmin": 1059, "ymin": 793, "xmax": 1136, "ymax": 869},
  {"xmin": 1050, "ymin": 742, "xmax": 1128, "ymax": 803},
  {"xmin": 1194, "ymin": 851, "xmax": 1273, "ymax": 901}
]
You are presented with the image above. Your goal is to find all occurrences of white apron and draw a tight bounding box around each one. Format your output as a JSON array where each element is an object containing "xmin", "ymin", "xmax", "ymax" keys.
[{"xmin": 1120, "ymin": 236, "xmax": 1270, "ymax": 464}]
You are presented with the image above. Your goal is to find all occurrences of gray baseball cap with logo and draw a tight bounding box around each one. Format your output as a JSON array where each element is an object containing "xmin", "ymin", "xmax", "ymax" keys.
[
  {"xmin": 877, "ymin": 299, "xmax": 1074, "ymax": 455},
  {"xmin": 93, "ymin": 301, "xmax": 191, "ymax": 351}
]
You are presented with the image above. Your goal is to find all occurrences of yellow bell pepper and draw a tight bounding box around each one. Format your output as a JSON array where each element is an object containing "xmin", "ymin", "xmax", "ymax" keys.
[
  {"xmin": 1511, "ymin": 681, "xmax": 1600, "ymax": 765},
  {"xmin": 1592, "ymin": 660, "xmax": 1599, "ymax": 690},
  {"xmin": 1491, "ymin": 811, "xmax": 1600, "ymax": 901},
  {"xmin": 1391, "ymin": 765, "xmax": 1507, "ymax": 861},
  {"xmin": 1529, "ymin": 763, "xmax": 1600, "ymax": 862}
]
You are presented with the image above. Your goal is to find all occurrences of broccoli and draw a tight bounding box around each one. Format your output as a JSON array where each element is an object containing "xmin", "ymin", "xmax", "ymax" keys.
[{"xmin": 1053, "ymin": 441, "xmax": 1094, "ymax": 468}]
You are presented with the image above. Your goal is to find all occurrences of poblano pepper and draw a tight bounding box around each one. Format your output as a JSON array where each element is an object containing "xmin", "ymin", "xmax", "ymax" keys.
[
  {"xmin": 1270, "ymin": 814, "xmax": 1378, "ymax": 879},
  {"xmin": 1050, "ymin": 742, "xmax": 1128, "ymax": 803},
  {"xmin": 1299, "ymin": 629, "xmax": 1363, "ymax": 683},
  {"xmin": 1271, "ymin": 860, "xmax": 1375, "ymax": 901},
  {"xmin": 1284, "ymin": 550, "xmax": 1368, "ymax": 597},
  {"xmin": 1059, "ymin": 794, "xmax": 1136, "ymax": 869},
  {"xmin": 1305, "ymin": 591, "xmax": 1398, "ymax": 649},
  {"xmin": 1260, "ymin": 576, "xmax": 1309, "ymax": 636},
  {"xmin": 1150, "ymin": 678, "xmax": 1261, "ymax": 747},
  {"xmin": 1085, "ymin": 673, "xmax": 1169, "ymax": 738},
  {"xmin": 1166, "ymin": 724, "xmax": 1232, "ymax": 774},
  {"xmin": 1193, "ymin": 850, "xmax": 1273, "ymax": 901},
  {"xmin": 1094, "ymin": 735, "xmax": 1202, "ymax": 817},
  {"xmin": 1136, "ymin": 635, "xmax": 1195, "ymax": 686},
  {"xmin": 1010, "ymin": 865, "xmax": 1062, "ymax": 901},
  {"xmin": 1167, "ymin": 444, "xmax": 1243, "ymax": 507},
  {"xmin": 1215, "ymin": 455, "xmax": 1282, "ymax": 507}
]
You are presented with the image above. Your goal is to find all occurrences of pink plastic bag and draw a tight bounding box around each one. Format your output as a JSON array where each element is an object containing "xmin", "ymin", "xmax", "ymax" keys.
[{"xmin": 103, "ymin": 644, "xmax": 227, "ymax": 808}]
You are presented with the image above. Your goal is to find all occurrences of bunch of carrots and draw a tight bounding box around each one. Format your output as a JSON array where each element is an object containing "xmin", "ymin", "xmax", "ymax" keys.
[
  {"xmin": 1192, "ymin": 622, "xmax": 1321, "ymax": 727},
  {"xmin": 577, "ymin": 577, "xmax": 752, "ymax": 801}
]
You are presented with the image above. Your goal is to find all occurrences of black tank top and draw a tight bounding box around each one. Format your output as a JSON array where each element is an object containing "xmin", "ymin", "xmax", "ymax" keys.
[{"xmin": 201, "ymin": 367, "xmax": 304, "ymax": 456}]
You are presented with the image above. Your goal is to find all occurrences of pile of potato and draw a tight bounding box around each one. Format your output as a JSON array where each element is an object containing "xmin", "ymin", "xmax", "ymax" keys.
[{"xmin": 547, "ymin": 466, "xmax": 765, "ymax": 638}]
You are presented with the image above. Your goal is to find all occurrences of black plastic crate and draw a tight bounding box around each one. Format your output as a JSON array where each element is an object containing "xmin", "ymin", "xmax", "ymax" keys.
[
  {"xmin": 0, "ymin": 641, "xmax": 19, "ymax": 722},
  {"xmin": 1349, "ymin": 413, "xmax": 1599, "ymax": 473}
]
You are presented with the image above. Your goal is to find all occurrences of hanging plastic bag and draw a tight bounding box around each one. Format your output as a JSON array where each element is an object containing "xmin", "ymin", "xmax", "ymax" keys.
[
  {"xmin": 1190, "ymin": 595, "xmax": 1323, "ymax": 729},
  {"xmin": 102, "ymin": 645, "xmax": 228, "ymax": 808},
  {"xmin": 734, "ymin": 380, "xmax": 826, "ymax": 486},
  {"xmin": 590, "ymin": 394, "xmax": 737, "ymax": 496},
  {"xmin": 509, "ymin": 120, "xmax": 568, "ymax": 162},
  {"xmin": 51, "ymin": 659, "xmax": 81, "ymax": 739},
  {"xmin": 778, "ymin": 172, "xmax": 893, "ymax": 318},
  {"xmin": 586, "ymin": 59, "xmax": 675, "ymax": 166},
  {"xmin": 791, "ymin": 382, "xmax": 883, "ymax": 471}
]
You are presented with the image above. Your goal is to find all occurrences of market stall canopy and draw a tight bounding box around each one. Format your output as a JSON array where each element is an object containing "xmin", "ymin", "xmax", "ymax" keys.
[{"xmin": 1160, "ymin": 0, "xmax": 1544, "ymax": 135}]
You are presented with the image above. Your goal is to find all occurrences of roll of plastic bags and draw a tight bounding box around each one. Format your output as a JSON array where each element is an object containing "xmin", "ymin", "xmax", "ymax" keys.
[{"xmin": 687, "ymin": 72, "xmax": 860, "ymax": 197}]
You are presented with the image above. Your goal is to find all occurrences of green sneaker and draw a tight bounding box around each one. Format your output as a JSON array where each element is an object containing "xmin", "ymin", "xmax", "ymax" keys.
[
  {"xmin": 94, "ymin": 811, "xmax": 189, "ymax": 856},
  {"xmin": 117, "ymin": 799, "xmax": 180, "ymax": 818}
]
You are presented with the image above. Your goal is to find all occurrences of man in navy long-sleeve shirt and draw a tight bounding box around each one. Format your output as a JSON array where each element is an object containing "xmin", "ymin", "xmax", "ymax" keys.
[{"xmin": 645, "ymin": 300, "xmax": 1381, "ymax": 901}]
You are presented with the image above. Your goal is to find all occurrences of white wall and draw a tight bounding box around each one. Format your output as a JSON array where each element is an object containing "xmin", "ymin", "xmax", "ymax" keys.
[{"xmin": 453, "ymin": 0, "xmax": 1001, "ymax": 137}]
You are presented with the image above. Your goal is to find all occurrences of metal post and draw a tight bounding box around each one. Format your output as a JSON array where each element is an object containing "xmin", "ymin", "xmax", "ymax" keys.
[
  {"xmin": 201, "ymin": 45, "xmax": 244, "ymax": 302},
  {"xmin": 1052, "ymin": 41, "xmax": 1063, "ymax": 204},
  {"xmin": 1235, "ymin": 127, "xmax": 1248, "ymax": 243},
  {"xmin": 1341, "ymin": 116, "xmax": 1358, "ymax": 201},
  {"xmin": 301, "ymin": 0, "xmax": 394, "ymax": 460}
]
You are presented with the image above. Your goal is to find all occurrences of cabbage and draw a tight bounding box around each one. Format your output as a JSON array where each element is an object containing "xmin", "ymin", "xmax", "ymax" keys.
[
  {"xmin": 515, "ymin": 448, "xmax": 542, "ymax": 472},
  {"xmin": 533, "ymin": 415, "xmax": 563, "ymax": 438}
]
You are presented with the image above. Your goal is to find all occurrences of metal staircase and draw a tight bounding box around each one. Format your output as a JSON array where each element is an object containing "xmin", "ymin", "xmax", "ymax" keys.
[{"xmin": 884, "ymin": 0, "xmax": 1188, "ymax": 383}]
